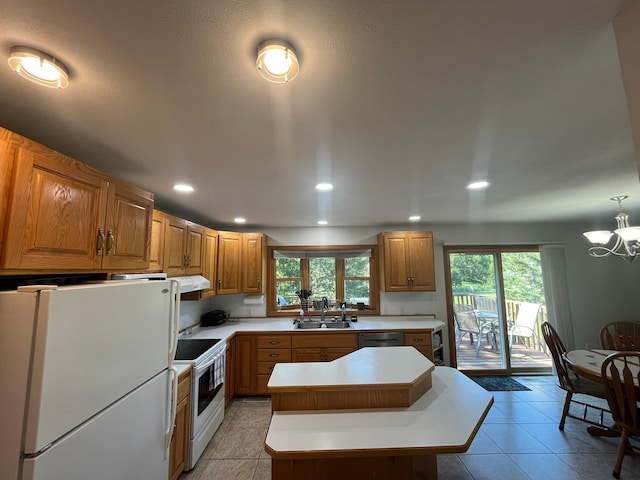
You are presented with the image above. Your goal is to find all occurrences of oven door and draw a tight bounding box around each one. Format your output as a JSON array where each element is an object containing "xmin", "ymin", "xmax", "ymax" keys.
[{"xmin": 192, "ymin": 349, "xmax": 225, "ymax": 435}]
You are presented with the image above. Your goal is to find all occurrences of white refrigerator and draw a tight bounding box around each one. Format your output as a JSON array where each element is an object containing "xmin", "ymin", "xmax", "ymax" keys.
[{"xmin": 0, "ymin": 279, "xmax": 179, "ymax": 480}]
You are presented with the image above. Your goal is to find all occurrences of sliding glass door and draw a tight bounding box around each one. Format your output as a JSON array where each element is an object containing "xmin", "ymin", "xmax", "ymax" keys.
[{"xmin": 445, "ymin": 246, "xmax": 552, "ymax": 373}]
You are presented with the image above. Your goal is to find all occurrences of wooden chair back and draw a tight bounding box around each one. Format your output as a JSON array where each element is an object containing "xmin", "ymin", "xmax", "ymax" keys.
[
  {"xmin": 541, "ymin": 322, "xmax": 575, "ymax": 391},
  {"xmin": 600, "ymin": 321, "xmax": 640, "ymax": 351}
]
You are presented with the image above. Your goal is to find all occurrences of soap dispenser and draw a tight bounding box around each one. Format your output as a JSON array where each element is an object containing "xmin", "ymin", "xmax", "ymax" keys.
[{"xmin": 341, "ymin": 302, "xmax": 347, "ymax": 322}]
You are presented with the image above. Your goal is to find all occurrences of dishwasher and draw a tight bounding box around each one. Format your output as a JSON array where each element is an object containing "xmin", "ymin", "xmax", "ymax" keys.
[{"xmin": 358, "ymin": 331, "xmax": 404, "ymax": 348}]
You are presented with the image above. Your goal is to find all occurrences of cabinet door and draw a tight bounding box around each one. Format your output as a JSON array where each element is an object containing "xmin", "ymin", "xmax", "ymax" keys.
[
  {"xmin": 242, "ymin": 233, "xmax": 265, "ymax": 293},
  {"xmin": 163, "ymin": 215, "xmax": 188, "ymax": 276},
  {"xmin": 201, "ymin": 228, "xmax": 218, "ymax": 298},
  {"xmin": 325, "ymin": 347, "xmax": 357, "ymax": 361},
  {"xmin": 2, "ymin": 139, "xmax": 108, "ymax": 270},
  {"xmin": 234, "ymin": 335, "xmax": 256, "ymax": 394},
  {"xmin": 380, "ymin": 233, "xmax": 411, "ymax": 291},
  {"xmin": 217, "ymin": 231, "xmax": 242, "ymax": 294},
  {"xmin": 185, "ymin": 223, "xmax": 204, "ymax": 275},
  {"xmin": 169, "ymin": 396, "xmax": 189, "ymax": 480},
  {"xmin": 225, "ymin": 337, "xmax": 235, "ymax": 405},
  {"xmin": 147, "ymin": 210, "xmax": 166, "ymax": 271},
  {"xmin": 101, "ymin": 180, "xmax": 153, "ymax": 270},
  {"xmin": 0, "ymin": 131, "xmax": 15, "ymax": 255},
  {"xmin": 408, "ymin": 232, "xmax": 435, "ymax": 291}
]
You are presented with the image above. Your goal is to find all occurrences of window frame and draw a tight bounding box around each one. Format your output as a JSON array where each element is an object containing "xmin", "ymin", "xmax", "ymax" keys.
[{"xmin": 267, "ymin": 244, "xmax": 380, "ymax": 317}]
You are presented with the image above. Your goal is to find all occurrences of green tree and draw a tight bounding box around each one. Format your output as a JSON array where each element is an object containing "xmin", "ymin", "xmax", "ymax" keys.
[{"xmin": 501, "ymin": 252, "xmax": 544, "ymax": 304}]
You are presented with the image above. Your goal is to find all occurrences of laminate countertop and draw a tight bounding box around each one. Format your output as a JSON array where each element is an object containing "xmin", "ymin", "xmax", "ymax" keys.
[{"xmin": 181, "ymin": 316, "xmax": 445, "ymax": 343}]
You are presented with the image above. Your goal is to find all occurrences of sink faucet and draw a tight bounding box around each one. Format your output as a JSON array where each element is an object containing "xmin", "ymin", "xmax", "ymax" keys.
[{"xmin": 321, "ymin": 296, "xmax": 329, "ymax": 322}]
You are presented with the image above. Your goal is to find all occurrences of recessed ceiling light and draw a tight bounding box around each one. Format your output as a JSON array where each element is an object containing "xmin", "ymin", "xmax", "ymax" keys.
[
  {"xmin": 234, "ymin": 217, "xmax": 246, "ymax": 224},
  {"xmin": 317, "ymin": 220, "xmax": 328, "ymax": 225},
  {"xmin": 467, "ymin": 181, "xmax": 490, "ymax": 190},
  {"xmin": 173, "ymin": 184, "xmax": 194, "ymax": 193},
  {"xmin": 256, "ymin": 39, "xmax": 299, "ymax": 83},
  {"xmin": 315, "ymin": 183, "xmax": 333, "ymax": 191},
  {"xmin": 8, "ymin": 46, "xmax": 69, "ymax": 89},
  {"xmin": 409, "ymin": 215, "xmax": 421, "ymax": 221}
]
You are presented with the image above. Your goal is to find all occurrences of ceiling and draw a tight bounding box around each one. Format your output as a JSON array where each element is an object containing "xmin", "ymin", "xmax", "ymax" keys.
[{"xmin": 1, "ymin": 0, "xmax": 639, "ymax": 229}]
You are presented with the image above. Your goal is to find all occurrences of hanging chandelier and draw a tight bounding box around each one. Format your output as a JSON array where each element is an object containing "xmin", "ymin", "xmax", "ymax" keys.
[{"xmin": 583, "ymin": 196, "xmax": 640, "ymax": 262}]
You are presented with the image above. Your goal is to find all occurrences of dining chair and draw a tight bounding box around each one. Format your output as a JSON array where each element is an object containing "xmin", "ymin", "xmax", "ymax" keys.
[
  {"xmin": 453, "ymin": 304, "xmax": 495, "ymax": 357},
  {"xmin": 600, "ymin": 352, "xmax": 640, "ymax": 479},
  {"xmin": 509, "ymin": 302, "xmax": 546, "ymax": 353},
  {"xmin": 599, "ymin": 321, "xmax": 640, "ymax": 351},
  {"xmin": 541, "ymin": 322, "xmax": 610, "ymax": 430}
]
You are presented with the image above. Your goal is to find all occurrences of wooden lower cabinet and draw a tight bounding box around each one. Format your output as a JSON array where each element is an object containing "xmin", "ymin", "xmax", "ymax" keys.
[
  {"xmin": 169, "ymin": 368, "xmax": 191, "ymax": 480},
  {"xmin": 256, "ymin": 335, "xmax": 292, "ymax": 394},
  {"xmin": 403, "ymin": 328, "xmax": 444, "ymax": 364},
  {"xmin": 225, "ymin": 337, "xmax": 236, "ymax": 406},
  {"xmin": 234, "ymin": 335, "xmax": 257, "ymax": 395}
]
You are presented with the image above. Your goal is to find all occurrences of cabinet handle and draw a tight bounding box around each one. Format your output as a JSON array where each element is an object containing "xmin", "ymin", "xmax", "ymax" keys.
[
  {"xmin": 269, "ymin": 353, "xmax": 279, "ymax": 358},
  {"xmin": 413, "ymin": 338, "xmax": 424, "ymax": 343},
  {"xmin": 96, "ymin": 229, "xmax": 105, "ymax": 255},
  {"xmin": 218, "ymin": 279, "xmax": 221, "ymax": 288},
  {"xmin": 268, "ymin": 341, "xmax": 279, "ymax": 345},
  {"xmin": 257, "ymin": 277, "xmax": 261, "ymax": 285},
  {"xmin": 105, "ymin": 230, "xmax": 115, "ymax": 255}
]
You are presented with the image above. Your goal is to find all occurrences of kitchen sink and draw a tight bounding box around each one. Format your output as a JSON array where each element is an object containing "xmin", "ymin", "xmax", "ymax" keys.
[{"xmin": 294, "ymin": 320, "xmax": 351, "ymax": 329}]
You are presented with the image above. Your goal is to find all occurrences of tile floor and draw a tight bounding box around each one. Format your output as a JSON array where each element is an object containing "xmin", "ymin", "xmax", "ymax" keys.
[{"xmin": 181, "ymin": 375, "xmax": 640, "ymax": 480}]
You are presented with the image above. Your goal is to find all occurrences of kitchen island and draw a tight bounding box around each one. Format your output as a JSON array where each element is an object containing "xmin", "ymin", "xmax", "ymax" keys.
[{"xmin": 264, "ymin": 347, "xmax": 493, "ymax": 480}]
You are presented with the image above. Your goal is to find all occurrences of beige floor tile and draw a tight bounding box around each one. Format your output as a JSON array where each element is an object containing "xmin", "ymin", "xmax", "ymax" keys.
[
  {"xmin": 195, "ymin": 459, "xmax": 258, "ymax": 480},
  {"xmin": 206, "ymin": 426, "xmax": 269, "ymax": 459},
  {"xmin": 459, "ymin": 453, "xmax": 530, "ymax": 480},
  {"xmin": 252, "ymin": 458, "xmax": 272, "ymax": 480}
]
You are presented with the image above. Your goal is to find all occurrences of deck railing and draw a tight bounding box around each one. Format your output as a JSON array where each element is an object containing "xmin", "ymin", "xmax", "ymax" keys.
[{"xmin": 453, "ymin": 294, "xmax": 548, "ymax": 353}]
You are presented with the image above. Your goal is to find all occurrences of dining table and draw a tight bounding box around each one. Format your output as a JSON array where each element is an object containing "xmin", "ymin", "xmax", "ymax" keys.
[{"xmin": 563, "ymin": 349, "xmax": 640, "ymax": 436}]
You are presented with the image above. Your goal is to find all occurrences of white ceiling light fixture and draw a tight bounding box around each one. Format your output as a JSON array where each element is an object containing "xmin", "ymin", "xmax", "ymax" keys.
[
  {"xmin": 409, "ymin": 215, "xmax": 421, "ymax": 221},
  {"xmin": 317, "ymin": 220, "xmax": 328, "ymax": 225},
  {"xmin": 315, "ymin": 183, "xmax": 333, "ymax": 191},
  {"xmin": 173, "ymin": 184, "xmax": 194, "ymax": 193},
  {"xmin": 234, "ymin": 217, "xmax": 246, "ymax": 224},
  {"xmin": 467, "ymin": 180, "xmax": 490, "ymax": 190},
  {"xmin": 583, "ymin": 196, "xmax": 640, "ymax": 263},
  {"xmin": 8, "ymin": 46, "xmax": 69, "ymax": 89},
  {"xmin": 256, "ymin": 39, "xmax": 299, "ymax": 84}
]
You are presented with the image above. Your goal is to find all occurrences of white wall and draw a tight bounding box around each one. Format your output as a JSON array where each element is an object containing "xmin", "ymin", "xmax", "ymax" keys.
[{"xmin": 191, "ymin": 222, "xmax": 640, "ymax": 362}]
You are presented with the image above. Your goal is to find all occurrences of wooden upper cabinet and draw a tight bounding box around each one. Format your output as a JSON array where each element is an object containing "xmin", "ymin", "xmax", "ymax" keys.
[
  {"xmin": 242, "ymin": 233, "xmax": 266, "ymax": 293},
  {"xmin": 201, "ymin": 227, "xmax": 218, "ymax": 298},
  {"xmin": 147, "ymin": 209, "xmax": 166, "ymax": 271},
  {"xmin": 161, "ymin": 213, "xmax": 204, "ymax": 276},
  {"xmin": 378, "ymin": 231, "xmax": 435, "ymax": 292},
  {"xmin": 100, "ymin": 180, "xmax": 153, "ymax": 270},
  {"xmin": 0, "ymin": 130, "xmax": 16, "ymax": 256},
  {"xmin": 217, "ymin": 231, "xmax": 242, "ymax": 294},
  {"xmin": 0, "ymin": 129, "xmax": 153, "ymax": 272}
]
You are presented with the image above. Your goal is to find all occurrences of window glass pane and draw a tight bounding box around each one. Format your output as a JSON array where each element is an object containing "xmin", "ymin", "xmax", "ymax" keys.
[
  {"xmin": 276, "ymin": 280, "xmax": 301, "ymax": 308},
  {"xmin": 345, "ymin": 280, "xmax": 370, "ymax": 305},
  {"xmin": 276, "ymin": 257, "xmax": 300, "ymax": 277},
  {"xmin": 345, "ymin": 257, "xmax": 369, "ymax": 277},
  {"xmin": 309, "ymin": 257, "xmax": 336, "ymax": 303}
]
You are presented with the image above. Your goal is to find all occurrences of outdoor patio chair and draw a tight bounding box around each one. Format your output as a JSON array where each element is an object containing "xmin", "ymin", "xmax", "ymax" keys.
[
  {"xmin": 600, "ymin": 351, "xmax": 640, "ymax": 479},
  {"xmin": 508, "ymin": 302, "xmax": 545, "ymax": 352},
  {"xmin": 599, "ymin": 321, "xmax": 640, "ymax": 351},
  {"xmin": 453, "ymin": 303, "xmax": 496, "ymax": 357},
  {"xmin": 541, "ymin": 321, "xmax": 610, "ymax": 430}
]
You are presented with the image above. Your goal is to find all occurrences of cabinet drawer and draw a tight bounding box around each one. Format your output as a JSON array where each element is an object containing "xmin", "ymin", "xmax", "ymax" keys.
[
  {"xmin": 257, "ymin": 361, "xmax": 279, "ymax": 375},
  {"xmin": 292, "ymin": 333, "xmax": 357, "ymax": 349},
  {"xmin": 257, "ymin": 335, "xmax": 291, "ymax": 349},
  {"xmin": 177, "ymin": 373, "xmax": 191, "ymax": 404},
  {"xmin": 404, "ymin": 332, "xmax": 432, "ymax": 346},
  {"xmin": 256, "ymin": 348, "xmax": 291, "ymax": 362}
]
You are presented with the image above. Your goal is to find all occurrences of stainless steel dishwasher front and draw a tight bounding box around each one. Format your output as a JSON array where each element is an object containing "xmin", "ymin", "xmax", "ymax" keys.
[{"xmin": 357, "ymin": 331, "xmax": 404, "ymax": 348}]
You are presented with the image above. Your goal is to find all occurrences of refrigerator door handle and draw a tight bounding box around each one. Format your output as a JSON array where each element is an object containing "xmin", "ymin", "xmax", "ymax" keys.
[
  {"xmin": 168, "ymin": 280, "xmax": 180, "ymax": 364},
  {"xmin": 165, "ymin": 366, "xmax": 179, "ymax": 458}
]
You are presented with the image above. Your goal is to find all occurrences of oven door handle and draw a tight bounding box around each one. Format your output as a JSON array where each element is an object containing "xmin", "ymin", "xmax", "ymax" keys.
[{"xmin": 165, "ymin": 366, "xmax": 178, "ymax": 459}]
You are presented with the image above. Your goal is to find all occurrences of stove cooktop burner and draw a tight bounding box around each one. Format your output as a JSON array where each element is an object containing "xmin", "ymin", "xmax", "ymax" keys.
[{"xmin": 175, "ymin": 338, "xmax": 222, "ymax": 361}]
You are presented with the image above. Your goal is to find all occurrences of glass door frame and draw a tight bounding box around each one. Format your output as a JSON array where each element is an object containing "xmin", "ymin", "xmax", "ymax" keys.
[{"xmin": 444, "ymin": 245, "xmax": 550, "ymax": 375}]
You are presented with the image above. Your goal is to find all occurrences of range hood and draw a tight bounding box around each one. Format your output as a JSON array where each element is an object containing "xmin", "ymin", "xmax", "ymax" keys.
[
  {"xmin": 172, "ymin": 275, "xmax": 210, "ymax": 293},
  {"xmin": 111, "ymin": 273, "xmax": 210, "ymax": 293}
]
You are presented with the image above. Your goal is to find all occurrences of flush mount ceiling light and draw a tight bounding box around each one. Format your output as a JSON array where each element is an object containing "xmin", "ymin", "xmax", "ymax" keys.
[
  {"xmin": 315, "ymin": 183, "xmax": 333, "ymax": 191},
  {"xmin": 583, "ymin": 196, "xmax": 640, "ymax": 262},
  {"xmin": 467, "ymin": 180, "xmax": 490, "ymax": 190},
  {"xmin": 409, "ymin": 215, "xmax": 421, "ymax": 222},
  {"xmin": 256, "ymin": 39, "xmax": 299, "ymax": 83},
  {"xmin": 8, "ymin": 46, "xmax": 69, "ymax": 89},
  {"xmin": 317, "ymin": 220, "xmax": 328, "ymax": 225},
  {"xmin": 234, "ymin": 217, "xmax": 247, "ymax": 224},
  {"xmin": 173, "ymin": 184, "xmax": 194, "ymax": 193}
]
